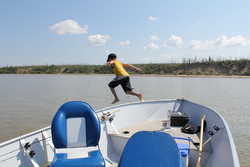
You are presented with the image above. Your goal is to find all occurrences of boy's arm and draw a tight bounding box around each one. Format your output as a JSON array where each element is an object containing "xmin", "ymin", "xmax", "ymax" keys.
[{"xmin": 123, "ymin": 64, "xmax": 142, "ymax": 72}]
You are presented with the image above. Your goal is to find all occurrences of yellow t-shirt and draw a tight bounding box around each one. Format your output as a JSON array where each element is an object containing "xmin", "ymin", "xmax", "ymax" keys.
[{"xmin": 113, "ymin": 60, "xmax": 129, "ymax": 76}]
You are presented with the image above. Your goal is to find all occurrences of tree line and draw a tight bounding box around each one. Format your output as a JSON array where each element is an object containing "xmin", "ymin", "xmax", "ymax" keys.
[{"xmin": 1, "ymin": 59, "xmax": 250, "ymax": 76}]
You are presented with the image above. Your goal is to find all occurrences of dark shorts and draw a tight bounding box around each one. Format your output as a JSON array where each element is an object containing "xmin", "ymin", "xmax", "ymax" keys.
[{"xmin": 108, "ymin": 76, "xmax": 133, "ymax": 92}]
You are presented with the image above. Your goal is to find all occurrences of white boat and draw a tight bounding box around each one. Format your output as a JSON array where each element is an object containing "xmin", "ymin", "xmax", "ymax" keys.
[{"xmin": 0, "ymin": 99, "xmax": 240, "ymax": 167}]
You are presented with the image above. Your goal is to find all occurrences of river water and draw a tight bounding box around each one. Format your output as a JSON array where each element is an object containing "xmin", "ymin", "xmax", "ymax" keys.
[{"xmin": 0, "ymin": 74, "xmax": 249, "ymax": 166}]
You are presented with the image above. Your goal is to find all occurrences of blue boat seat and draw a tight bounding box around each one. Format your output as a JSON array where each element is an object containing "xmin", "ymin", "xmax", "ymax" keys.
[
  {"xmin": 118, "ymin": 131, "xmax": 183, "ymax": 167},
  {"xmin": 50, "ymin": 101, "xmax": 105, "ymax": 167}
]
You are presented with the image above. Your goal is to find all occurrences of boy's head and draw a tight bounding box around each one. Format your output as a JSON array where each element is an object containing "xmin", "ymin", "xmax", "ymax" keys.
[{"xmin": 107, "ymin": 53, "xmax": 117, "ymax": 62}]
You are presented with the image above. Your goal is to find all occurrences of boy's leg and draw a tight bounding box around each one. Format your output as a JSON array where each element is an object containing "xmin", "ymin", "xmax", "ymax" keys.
[
  {"xmin": 108, "ymin": 79, "xmax": 120, "ymax": 104},
  {"xmin": 121, "ymin": 76, "xmax": 144, "ymax": 102},
  {"xmin": 126, "ymin": 90, "xmax": 144, "ymax": 101},
  {"xmin": 110, "ymin": 87, "xmax": 119, "ymax": 104}
]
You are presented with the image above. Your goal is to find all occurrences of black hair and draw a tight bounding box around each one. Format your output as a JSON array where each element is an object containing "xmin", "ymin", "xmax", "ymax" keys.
[{"xmin": 107, "ymin": 53, "xmax": 117, "ymax": 62}]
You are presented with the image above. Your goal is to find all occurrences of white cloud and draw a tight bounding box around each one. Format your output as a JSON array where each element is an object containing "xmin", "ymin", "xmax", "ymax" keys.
[
  {"xmin": 168, "ymin": 35, "xmax": 183, "ymax": 46},
  {"xmin": 144, "ymin": 42, "xmax": 160, "ymax": 50},
  {"xmin": 190, "ymin": 40, "xmax": 212, "ymax": 50},
  {"xmin": 164, "ymin": 35, "xmax": 183, "ymax": 47},
  {"xmin": 216, "ymin": 35, "xmax": 250, "ymax": 47},
  {"xmin": 119, "ymin": 40, "xmax": 131, "ymax": 46},
  {"xmin": 191, "ymin": 35, "xmax": 250, "ymax": 50},
  {"xmin": 88, "ymin": 34, "xmax": 111, "ymax": 46},
  {"xmin": 105, "ymin": 50, "xmax": 110, "ymax": 53},
  {"xmin": 148, "ymin": 16, "xmax": 159, "ymax": 21},
  {"xmin": 150, "ymin": 35, "xmax": 160, "ymax": 41},
  {"xmin": 49, "ymin": 19, "xmax": 88, "ymax": 35}
]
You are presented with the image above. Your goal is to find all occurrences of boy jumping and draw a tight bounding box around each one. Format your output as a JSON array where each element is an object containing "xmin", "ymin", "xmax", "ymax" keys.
[{"xmin": 106, "ymin": 53, "xmax": 144, "ymax": 104}]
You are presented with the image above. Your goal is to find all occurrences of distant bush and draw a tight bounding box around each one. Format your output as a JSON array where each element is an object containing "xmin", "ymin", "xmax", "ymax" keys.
[{"xmin": 1, "ymin": 59, "xmax": 250, "ymax": 76}]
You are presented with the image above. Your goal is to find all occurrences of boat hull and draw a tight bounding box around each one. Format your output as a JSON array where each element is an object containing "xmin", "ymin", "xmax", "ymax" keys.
[{"xmin": 0, "ymin": 99, "xmax": 240, "ymax": 167}]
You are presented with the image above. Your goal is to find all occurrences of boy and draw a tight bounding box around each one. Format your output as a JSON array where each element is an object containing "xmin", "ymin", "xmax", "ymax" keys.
[{"xmin": 106, "ymin": 53, "xmax": 144, "ymax": 104}]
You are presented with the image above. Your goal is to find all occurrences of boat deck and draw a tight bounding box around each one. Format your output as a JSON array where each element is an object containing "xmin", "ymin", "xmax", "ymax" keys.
[{"xmin": 110, "ymin": 119, "xmax": 199, "ymax": 149}]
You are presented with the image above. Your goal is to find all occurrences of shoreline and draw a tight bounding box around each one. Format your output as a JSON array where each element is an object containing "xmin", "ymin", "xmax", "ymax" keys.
[{"xmin": 1, "ymin": 73, "xmax": 250, "ymax": 78}]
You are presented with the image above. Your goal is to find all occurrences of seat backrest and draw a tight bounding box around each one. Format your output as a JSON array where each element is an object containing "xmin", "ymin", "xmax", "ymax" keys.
[
  {"xmin": 51, "ymin": 101, "xmax": 100, "ymax": 148},
  {"xmin": 118, "ymin": 131, "xmax": 182, "ymax": 167}
]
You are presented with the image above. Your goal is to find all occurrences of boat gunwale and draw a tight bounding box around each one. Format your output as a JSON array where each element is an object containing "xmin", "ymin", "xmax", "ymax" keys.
[
  {"xmin": 181, "ymin": 100, "xmax": 240, "ymax": 167},
  {"xmin": 0, "ymin": 126, "xmax": 51, "ymax": 148},
  {"xmin": 95, "ymin": 99, "xmax": 178, "ymax": 113}
]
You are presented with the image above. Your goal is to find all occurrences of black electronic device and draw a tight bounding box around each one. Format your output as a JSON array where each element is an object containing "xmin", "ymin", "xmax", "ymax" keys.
[{"xmin": 170, "ymin": 112, "xmax": 189, "ymax": 127}]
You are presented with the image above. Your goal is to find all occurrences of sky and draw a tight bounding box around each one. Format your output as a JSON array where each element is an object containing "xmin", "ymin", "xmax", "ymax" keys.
[{"xmin": 1, "ymin": 0, "xmax": 250, "ymax": 66}]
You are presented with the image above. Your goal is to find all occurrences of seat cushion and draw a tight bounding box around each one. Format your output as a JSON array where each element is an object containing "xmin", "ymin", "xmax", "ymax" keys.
[
  {"xmin": 118, "ymin": 131, "xmax": 183, "ymax": 167},
  {"xmin": 50, "ymin": 150, "xmax": 105, "ymax": 167},
  {"xmin": 52, "ymin": 101, "xmax": 100, "ymax": 148}
]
